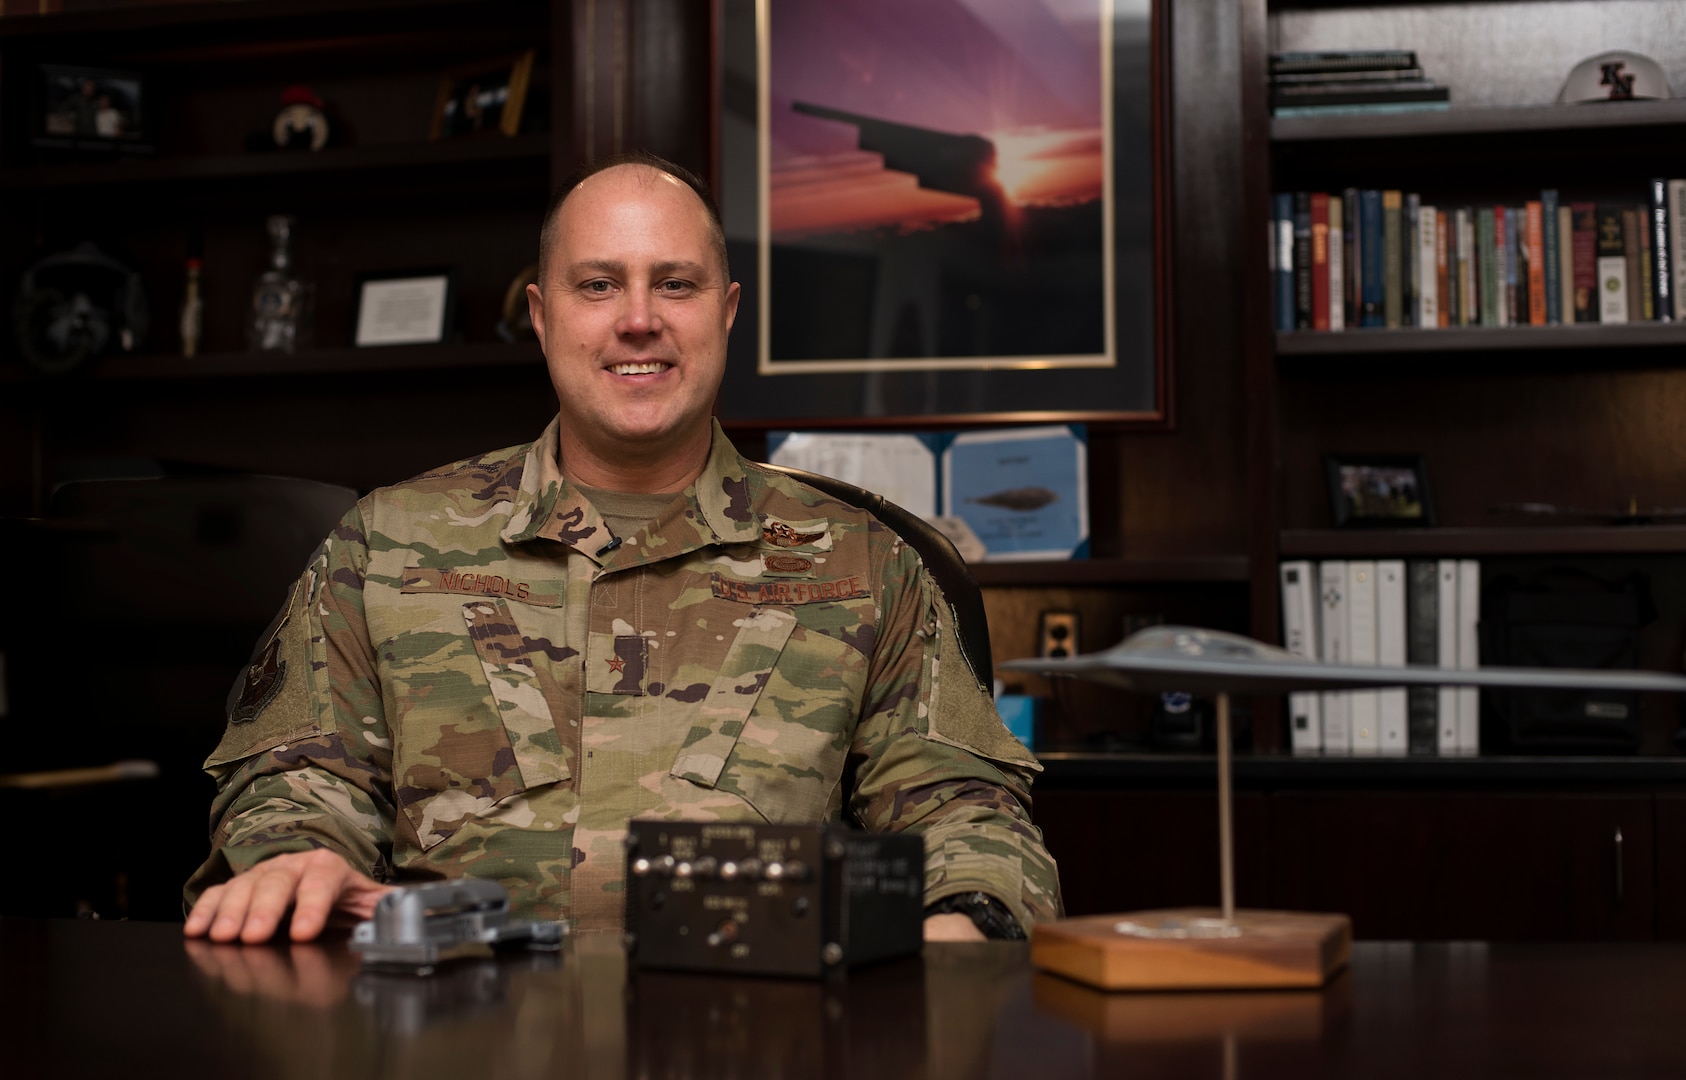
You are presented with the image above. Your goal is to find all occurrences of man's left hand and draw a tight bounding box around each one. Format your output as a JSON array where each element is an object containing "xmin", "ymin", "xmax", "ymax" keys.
[{"xmin": 923, "ymin": 913, "xmax": 987, "ymax": 941}]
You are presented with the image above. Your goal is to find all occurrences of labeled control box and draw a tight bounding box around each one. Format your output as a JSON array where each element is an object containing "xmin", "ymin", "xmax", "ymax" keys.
[{"xmin": 623, "ymin": 821, "xmax": 924, "ymax": 978}]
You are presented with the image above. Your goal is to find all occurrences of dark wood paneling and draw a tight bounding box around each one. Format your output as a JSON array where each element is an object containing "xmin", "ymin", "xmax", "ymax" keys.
[
  {"xmin": 1034, "ymin": 790, "xmax": 1269, "ymax": 917},
  {"xmin": 1268, "ymin": 792, "xmax": 1655, "ymax": 940},
  {"xmin": 1112, "ymin": 0, "xmax": 1249, "ymax": 561},
  {"xmin": 1659, "ymin": 794, "xmax": 1686, "ymax": 939}
]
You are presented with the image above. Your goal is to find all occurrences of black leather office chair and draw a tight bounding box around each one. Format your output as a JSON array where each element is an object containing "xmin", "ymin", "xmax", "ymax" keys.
[
  {"xmin": 2, "ymin": 473, "xmax": 359, "ymax": 918},
  {"xmin": 759, "ymin": 463, "xmax": 994, "ymax": 689}
]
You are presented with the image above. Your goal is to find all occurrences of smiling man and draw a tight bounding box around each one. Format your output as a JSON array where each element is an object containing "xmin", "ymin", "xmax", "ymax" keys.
[{"xmin": 183, "ymin": 153, "xmax": 1062, "ymax": 946}]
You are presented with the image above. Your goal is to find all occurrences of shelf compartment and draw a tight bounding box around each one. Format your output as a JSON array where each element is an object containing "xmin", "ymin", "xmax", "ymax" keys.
[
  {"xmin": 1276, "ymin": 323, "xmax": 1686, "ymax": 356},
  {"xmin": 0, "ymin": 341, "xmax": 544, "ymax": 383},
  {"xmin": 970, "ymin": 556, "xmax": 1249, "ymax": 586},
  {"xmin": 1271, "ymin": 99, "xmax": 1686, "ymax": 143},
  {"xmin": 1280, "ymin": 527, "xmax": 1686, "ymax": 559},
  {"xmin": 0, "ymin": 134, "xmax": 551, "ymax": 191}
]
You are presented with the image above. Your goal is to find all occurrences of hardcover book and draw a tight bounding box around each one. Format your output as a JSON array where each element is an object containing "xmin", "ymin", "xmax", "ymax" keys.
[
  {"xmin": 1542, "ymin": 190, "xmax": 1562, "ymax": 324},
  {"xmin": 1403, "ymin": 193, "xmax": 1419, "ymax": 328},
  {"xmin": 1477, "ymin": 207, "xmax": 1500, "ymax": 326},
  {"xmin": 1525, "ymin": 200, "xmax": 1547, "ymax": 326},
  {"xmin": 1294, "ymin": 191, "xmax": 1313, "ymax": 329},
  {"xmin": 1557, "ymin": 203, "xmax": 1576, "ymax": 323},
  {"xmin": 1328, "ymin": 194, "xmax": 1345, "ymax": 331},
  {"xmin": 1382, "ymin": 190, "xmax": 1403, "ymax": 328},
  {"xmin": 1571, "ymin": 201, "xmax": 1599, "ymax": 323},
  {"xmin": 1621, "ymin": 207, "xmax": 1643, "ymax": 323},
  {"xmin": 1417, "ymin": 204, "xmax": 1438, "ymax": 328},
  {"xmin": 1311, "ymin": 192, "xmax": 1330, "ymax": 331},
  {"xmin": 1670, "ymin": 180, "xmax": 1686, "ymax": 318},
  {"xmin": 1343, "ymin": 186, "xmax": 1361, "ymax": 327},
  {"xmin": 1435, "ymin": 208, "xmax": 1451, "ymax": 327},
  {"xmin": 1457, "ymin": 208, "xmax": 1476, "ymax": 327},
  {"xmin": 1650, "ymin": 179, "xmax": 1672, "ymax": 322},
  {"xmin": 1597, "ymin": 205, "xmax": 1629, "ymax": 324},
  {"xmin": 1274, "ymin": 192, "xmax": 1295, "ymax": 331},
  {"xmin": 1360, "ymin": 190, "xmax": 1384, "ymax": 326}
]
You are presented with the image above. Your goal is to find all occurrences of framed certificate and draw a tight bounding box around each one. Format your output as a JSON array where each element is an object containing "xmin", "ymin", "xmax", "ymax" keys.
[
  {"xmin": 353, "ymin": 270, "xmax": 455, "ymax": 347},
  {"xmin": 942, "ymin": 425, "xmax": 1089, "ymax": 561}
]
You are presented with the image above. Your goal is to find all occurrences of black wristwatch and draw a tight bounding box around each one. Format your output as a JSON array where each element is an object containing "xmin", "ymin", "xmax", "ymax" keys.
[{"xmin": 924, "ymin": 891, "xmax": 1027, "ymax": 941}]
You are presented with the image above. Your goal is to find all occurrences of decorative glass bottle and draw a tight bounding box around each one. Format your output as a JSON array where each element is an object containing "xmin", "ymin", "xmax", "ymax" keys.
[{"xmin": 247, "ymin": 214, "xmax": 314, "ymax": 352}]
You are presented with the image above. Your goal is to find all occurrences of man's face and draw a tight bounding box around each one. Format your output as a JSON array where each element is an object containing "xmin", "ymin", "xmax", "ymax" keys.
[{"xmin": 527, "ymin": 165, "xmax": 739, "ymax": 486}]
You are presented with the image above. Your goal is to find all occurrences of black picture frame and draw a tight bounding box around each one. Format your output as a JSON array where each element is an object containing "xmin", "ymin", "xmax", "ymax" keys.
[
  {"xmin": 1325, "ymin": 453, "xmax": 1436, "ymax": 529},
  {"xmin": 713, "ymin": 0, "xmax": 1170, "ymax": 429},
  {"xmin": 430, "ymin": 50, "xmax": 535, "ymax": 139},
  {"xmin": 34, "ymin": 64, "xmax": 150, "ymax": 153},
  {"xmin": 352, "ymin": 268, "xmax": 457, "ymax": 347}
]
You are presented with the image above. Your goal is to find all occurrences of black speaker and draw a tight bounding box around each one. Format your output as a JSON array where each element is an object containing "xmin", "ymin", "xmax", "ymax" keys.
[{"xmin": 1482, "ymin": 567, "xmax": 1654, "ymax": 754}]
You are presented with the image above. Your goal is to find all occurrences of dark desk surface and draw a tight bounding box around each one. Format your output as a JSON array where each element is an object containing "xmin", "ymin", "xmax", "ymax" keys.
[{"xmin": 5, "ymin": 916, "xmax": 1684, "ymax": 1079}]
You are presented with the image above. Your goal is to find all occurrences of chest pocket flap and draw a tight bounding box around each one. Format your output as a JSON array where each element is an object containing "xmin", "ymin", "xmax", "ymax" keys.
[
  {"xmin": 669, "ymin": 606, "xmax": 798, "ymax": 788},
  {"xmin": 463, "ymin": 597, "xmax": 571, "ymax": 789}
]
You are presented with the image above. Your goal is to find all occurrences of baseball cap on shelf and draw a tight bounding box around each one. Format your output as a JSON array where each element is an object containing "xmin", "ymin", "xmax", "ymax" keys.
[{"xmin": 1558, "ymin": 50, "xmax": 1672, "ymax": 103}]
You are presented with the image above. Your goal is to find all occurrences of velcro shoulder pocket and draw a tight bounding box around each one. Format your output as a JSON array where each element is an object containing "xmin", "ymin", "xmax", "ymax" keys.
[{"xmin": 205, "ymin": 575, "xmax": 320, "ymax": 769}]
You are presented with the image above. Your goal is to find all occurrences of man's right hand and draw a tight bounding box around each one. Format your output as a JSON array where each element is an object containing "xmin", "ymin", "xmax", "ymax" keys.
[{"xmin": 183, "ymin": 849, "xmax": 394, "ymax": 944}]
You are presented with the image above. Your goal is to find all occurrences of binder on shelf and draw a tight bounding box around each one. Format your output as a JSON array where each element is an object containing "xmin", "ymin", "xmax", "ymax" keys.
[
  {"xmin": 1436, "ymin": 559, "xmax": 1459, "ymax": 754},
  {"xmin": 1346, "ymin": 560, "xmax": 1380, "ymax": 754},
  {"xmin": 1280, "ymin": 560, "xmax": 1322, "ymax": 754},
  {"xmin": 1318, "ymin": 560, "xmax": 1350, "ymax": 753},
  {"xmin": 1457, "ymin": 559, "xmax": 1482, "ymax": 754},
  {"xmin": 1405, "ymin": 560, "xmax": 1440, "ymax": 755},
  {"xmin": 1376, "ymin": 559, "xmax": 1408, "ymax": 756}
]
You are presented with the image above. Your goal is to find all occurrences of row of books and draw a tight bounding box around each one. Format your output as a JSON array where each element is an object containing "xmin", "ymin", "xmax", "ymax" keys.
[
  {"xmin": 1269, "ymin": 49, "xmax": 1450, "ymax": 118},
  {"xmin": 1279, "ymin": 559, "xmax": 1480, "ymax": 756},
  {"xmin": 1271, "ymin": 183, "xmax": 1686, "ymax": 332}
]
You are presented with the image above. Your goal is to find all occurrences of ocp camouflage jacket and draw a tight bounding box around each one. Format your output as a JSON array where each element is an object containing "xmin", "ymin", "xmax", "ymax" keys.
[{"xmin": 187, "ymin": 419, "xmax": 1063, "ymax": 931}]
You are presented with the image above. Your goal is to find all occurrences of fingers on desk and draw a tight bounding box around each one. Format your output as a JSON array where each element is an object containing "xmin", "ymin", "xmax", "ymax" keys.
[{"xmin": 183, "ymin": 849, "xmax": 377, "ymax": 944}]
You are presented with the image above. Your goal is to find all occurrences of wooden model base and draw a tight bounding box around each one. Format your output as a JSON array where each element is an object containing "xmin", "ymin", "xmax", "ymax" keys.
[{"xmin": 1031, "ymin": 908, "xmax": 1352, "ymax": 991}]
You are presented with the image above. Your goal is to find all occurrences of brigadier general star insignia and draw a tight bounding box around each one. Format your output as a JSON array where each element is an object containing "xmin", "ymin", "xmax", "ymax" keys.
[{"xmin": 606, "ymin": 655, "xmax": 627, "ymax": 674}]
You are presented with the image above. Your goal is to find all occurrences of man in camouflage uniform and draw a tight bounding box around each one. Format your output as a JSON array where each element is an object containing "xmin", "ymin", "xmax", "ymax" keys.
[{"xmin": 183, "ymin": 153, "xmax": 1062, "ymax": 944}]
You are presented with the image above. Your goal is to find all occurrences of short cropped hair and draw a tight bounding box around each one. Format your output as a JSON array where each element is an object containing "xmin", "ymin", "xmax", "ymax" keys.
[{"xmin": 538, "ymin": 150, "xmax": 729, "ymax": 282}]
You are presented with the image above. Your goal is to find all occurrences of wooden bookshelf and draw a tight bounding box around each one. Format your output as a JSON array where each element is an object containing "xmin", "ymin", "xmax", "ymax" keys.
[{"xmin": 1272, "ymin": 99, "xmax": 1686, "ymax": 142}]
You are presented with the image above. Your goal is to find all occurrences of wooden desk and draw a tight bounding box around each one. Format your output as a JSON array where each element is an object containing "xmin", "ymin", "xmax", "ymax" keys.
[{"xmin": 3, "ymin": 917, "xmax": 1682, "ymax": 1078}]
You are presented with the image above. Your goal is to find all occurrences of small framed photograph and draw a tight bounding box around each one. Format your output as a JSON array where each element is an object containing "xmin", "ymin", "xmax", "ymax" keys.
[
  {"xmin": 35, "ymin": 65, "xmax": 149, "ymax": 150},
  {"xmin": 1325, "ymin": 453, "xmax": 1435, "ymax": 528},
  {"xmin": 353, "ymin": 269, "xmax": 456, "ymax": 347},
  {"xmin": 430, "ymin": 50, "xmax": 535, "ymax": 139}
]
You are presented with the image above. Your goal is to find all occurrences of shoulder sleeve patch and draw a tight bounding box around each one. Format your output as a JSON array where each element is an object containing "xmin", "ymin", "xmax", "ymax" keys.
[
  {"xmin": 922, "ymin": 577, "xmax": 1039, "ymax": 771},
  {"xmin": 205, "ymin": 574, "xmax": 320, "ymax": 769}
]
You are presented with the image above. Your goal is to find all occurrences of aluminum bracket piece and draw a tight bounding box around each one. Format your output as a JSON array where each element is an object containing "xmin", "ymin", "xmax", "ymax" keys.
[{"xmin": 350, "ymin": 878, "xmax": 566, "ymax": 973}]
